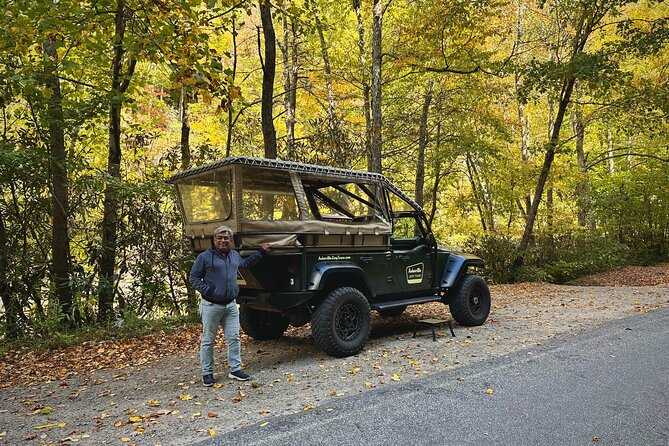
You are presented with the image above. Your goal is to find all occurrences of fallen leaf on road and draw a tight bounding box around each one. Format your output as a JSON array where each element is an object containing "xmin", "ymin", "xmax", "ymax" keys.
[
  {"xmin": 178, "ymin": 394, "xmax": 192, "ymax": 401},
  {"xmin": 392, "ymin": 374, "xmax": 400, "ymax": 381},
  {"xmin": 209, "ymin": 428, "xmax": 215, "ymax": 436},
  {"xmin": 260, "ymin": 422, "xmax": 269, "ymax": 427},
  {"xmin": 259, "ymin": 409, "xmax": 270, "ymax": 414},
  {"xmin": 35, "ymin": 422, "xmax": 66, "ymax": 429},
  {"xmin": 208, "ymin": 412, "xmax": 217, "ymax": 418},
  {"xmin": 485, "ymin": 388, "xmax": 494, "ymax": 395}
]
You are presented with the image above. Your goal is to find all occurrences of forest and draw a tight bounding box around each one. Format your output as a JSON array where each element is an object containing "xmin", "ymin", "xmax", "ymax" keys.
[{"xmin": 0, "ymin": 0, "xmax": 667, "ymax": 341}]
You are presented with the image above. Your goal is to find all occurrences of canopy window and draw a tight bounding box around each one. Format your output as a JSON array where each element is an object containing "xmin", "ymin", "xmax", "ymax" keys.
[
  {"xmin": 241, "ymin": 168, "xmax": 300, "ymax": 221},
  {"xmin": 303, "ymin": 181, "xmax": 388, "ymax": 223},
  {"xmin": 176, "ymin": 169, "xmax": 232, "ymax": 223}
]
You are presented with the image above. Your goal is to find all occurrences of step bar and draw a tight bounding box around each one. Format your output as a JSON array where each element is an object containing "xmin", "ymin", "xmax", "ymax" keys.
[{"xmin": 371, "ymin": 295, "xmax": 443, "ymax": 311}]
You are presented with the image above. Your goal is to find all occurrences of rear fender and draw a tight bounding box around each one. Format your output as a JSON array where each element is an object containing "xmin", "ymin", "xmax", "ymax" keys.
[
  {"xmin": 440, "ymin": 253, "xmax": 485, "ymax": 288},
  {"xmin": 307, "ymin": 262, "xmax": 374, "ymax": 298}
]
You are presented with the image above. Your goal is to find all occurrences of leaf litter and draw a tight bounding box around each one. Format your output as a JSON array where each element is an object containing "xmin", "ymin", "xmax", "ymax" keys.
[{"xmin": 0, "ymin": 265, "xmax": 667, "ymax": 445}]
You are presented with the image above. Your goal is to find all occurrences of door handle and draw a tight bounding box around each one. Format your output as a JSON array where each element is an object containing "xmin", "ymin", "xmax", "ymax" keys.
[
  {"xmin": 360, "ymin": 256, "xmax": 373, "ymax": 264},
  {"xmin": 398, "ymin": 255, "xmax": 410, "ymax": 261}
]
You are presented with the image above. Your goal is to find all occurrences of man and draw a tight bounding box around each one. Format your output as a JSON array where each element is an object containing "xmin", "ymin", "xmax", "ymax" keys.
[{"xmin": 189, "ymin": 225, "xmax": 270, "ymax": 386}]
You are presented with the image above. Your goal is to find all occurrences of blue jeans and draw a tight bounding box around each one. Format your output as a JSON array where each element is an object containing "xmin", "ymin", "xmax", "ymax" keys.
[{"xmin": 199, "ymin": 300, "xmax": 242, "ymax": 375}]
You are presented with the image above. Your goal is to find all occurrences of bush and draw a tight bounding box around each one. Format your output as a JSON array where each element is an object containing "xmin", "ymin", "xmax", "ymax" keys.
[
  {"xmin": 463, "ymin": 234, "xmax": 517, "ymax": 283},
  {"xmin": 465, "ymin": 230, "xmax": 633, "ymax": 284}
]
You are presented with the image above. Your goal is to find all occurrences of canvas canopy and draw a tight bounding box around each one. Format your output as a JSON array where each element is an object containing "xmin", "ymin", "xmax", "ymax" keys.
[{"xmin": 168, "ymin": 156, "xmax": 423, "ymax": 248}]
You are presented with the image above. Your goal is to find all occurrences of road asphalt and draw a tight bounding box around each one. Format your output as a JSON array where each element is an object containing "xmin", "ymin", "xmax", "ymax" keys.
[{"xmin": 202, "ymin": 306, "xmax": 669, "ymax": 446}]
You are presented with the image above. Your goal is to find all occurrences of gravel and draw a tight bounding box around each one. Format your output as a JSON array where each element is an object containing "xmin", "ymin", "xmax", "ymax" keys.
[{"xmin": 1, "ymin": 279, "xmax": 668, "ymax": 446}]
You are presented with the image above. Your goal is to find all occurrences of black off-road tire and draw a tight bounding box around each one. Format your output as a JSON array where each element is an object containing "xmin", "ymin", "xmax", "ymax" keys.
[
  {"xmin": 239, "ymin": 305, "xmax": 290, "ymax": 340},
  {"xmin": 311, "ymin": 287, "xmax": 372, "ymax": 357},
  {"xmin": 448, "ymin": 274, "xmax": 491, "ymax": 326},
  {"xmin": 377, "ymin": 305, "xmax": 407, "ymax": 317}
]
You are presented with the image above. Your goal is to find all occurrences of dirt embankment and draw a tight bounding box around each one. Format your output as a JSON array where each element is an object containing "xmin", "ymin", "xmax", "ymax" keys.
[{"xmin": 1, "ymin": 264, "xmax": 668, "ymax": 445}]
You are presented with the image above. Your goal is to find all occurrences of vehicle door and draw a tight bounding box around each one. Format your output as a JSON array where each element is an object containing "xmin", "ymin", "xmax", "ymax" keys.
[{"xmin": 390, "ymin": 212, "xmax": 435, "ymax": 295}]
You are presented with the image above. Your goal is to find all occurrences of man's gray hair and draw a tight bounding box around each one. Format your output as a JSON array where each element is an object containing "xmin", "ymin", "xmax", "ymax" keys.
[{"xmin": 214, "ymin": 225, "xmax": 234, "ymax": 237}]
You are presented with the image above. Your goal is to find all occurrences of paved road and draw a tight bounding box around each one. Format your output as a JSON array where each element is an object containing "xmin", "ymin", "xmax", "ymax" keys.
[{"xmin": 204, "ymin": 306, "xmax": 669, "ymax": 446}]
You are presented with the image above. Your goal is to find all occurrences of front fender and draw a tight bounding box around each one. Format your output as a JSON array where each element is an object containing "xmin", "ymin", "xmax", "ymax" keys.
[
  {"xmin": 307, "ymin": 262, "xmax": 374, "ymax": 297},
  {"xmin": 440, "ymin": 253, "xmax": 485, "ymax": 288}
]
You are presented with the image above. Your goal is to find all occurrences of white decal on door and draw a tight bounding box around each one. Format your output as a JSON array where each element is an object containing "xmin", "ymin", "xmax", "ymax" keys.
[{"xmin": 406, "ymin": 263, "xmax": 424, "ymax": 284}]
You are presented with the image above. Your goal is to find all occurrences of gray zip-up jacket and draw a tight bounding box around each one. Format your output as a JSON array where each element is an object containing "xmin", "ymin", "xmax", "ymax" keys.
[{"xmin": 189, "ymin": 247, "xmax": 264, "ymax": 305}]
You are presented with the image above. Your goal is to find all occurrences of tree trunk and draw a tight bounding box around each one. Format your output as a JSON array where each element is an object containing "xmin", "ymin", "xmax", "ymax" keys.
[
  {"xmin": 0, "ymin": 206, "xmax": 18, "ymax": 339},
  {"xmin": 515, "ymin": 1, "xmax": 530, "ymax": 164},
  {"xmin": 428, "ymin": 121, "xmax": 443, "ymax": 226},
  {"xmin": 311, "ymin": 0, "xmax": 337, "ymax": 132},
  {"xmin": 572, "ymin": 106, "xmax": 589, "ymax": 227},
  {"xmin": 259, "ymin": 0, "xmax": 277, "ymax": 159},
  {"xmin": 517, "ymin": 76, "xmax": 576, "ymax": 257},
  {"xmin": 415, "ymin": 80, "xmax": 433, "ymax": 208},
  {"xmin": 99, "ymin": 0, "xmax": 136, "ymax": 322},
  {"xmin": 369, "ymin": 0, "xmax": 383, "ymax": 173},
  {"xmin": 43, "ymin": 36, "xmax": 76, "ymax": 325},
  {"xmin": 466, "ymin": 153, "xmax": 495, "ymax": 233},
  {"xmin": 180, "ymin": 87, "xmax": 191, "ymax": 170},
  {"xmin": 178, "ymin": 87, "xmax": 197, "ymax": 312},
  {"xmin": 606, "ymin": 128, "xmax": 615, "ymax": 173},
  {"xmin": 279, "ymin": 0, "xmax": 297, "ymax": 158},
  {"xmin": 226, "ymin": 15, "xmax": 238, "ymax": 157},
  {"xmin": 515, "ymin": 2, "xmax": 531, "ymax": 219},
  {"xmin": 353, "ymin": 0, "xmax": 372, "ymax": 162}
]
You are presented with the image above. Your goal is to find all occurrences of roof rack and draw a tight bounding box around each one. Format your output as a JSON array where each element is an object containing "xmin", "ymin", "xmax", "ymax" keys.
[{"xmin": 167, "ymin": 156, "xmax": 423, "ymax": 212}]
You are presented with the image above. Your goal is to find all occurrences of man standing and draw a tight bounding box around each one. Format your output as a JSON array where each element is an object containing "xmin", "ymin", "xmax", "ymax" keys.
[{"xmin": 189, "ymin": 225, "xmax": 270, "ymax": 386}]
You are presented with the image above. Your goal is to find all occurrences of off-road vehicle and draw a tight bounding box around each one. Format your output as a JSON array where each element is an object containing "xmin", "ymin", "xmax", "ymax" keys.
[{"xmin": 169, "ymin": 156, "xmax": 491, "ymax": 357}]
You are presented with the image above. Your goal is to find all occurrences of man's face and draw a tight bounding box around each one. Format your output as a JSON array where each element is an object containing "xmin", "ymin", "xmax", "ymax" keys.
[{"xmin": 214, "ymin": 231, "xmax": 231, "ymax": 254}]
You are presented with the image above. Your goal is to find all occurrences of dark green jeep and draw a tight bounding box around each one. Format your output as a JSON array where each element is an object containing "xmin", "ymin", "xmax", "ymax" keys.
[{"xmin": 169, "ymin": 156, "xmax": 491, "ymax": 357}]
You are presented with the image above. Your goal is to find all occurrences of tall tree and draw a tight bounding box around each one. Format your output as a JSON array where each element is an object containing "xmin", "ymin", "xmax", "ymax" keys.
[
  {"xmin": 515, "ymin": 0, "xmax": 632, "ymax": 267},
  {"xmin": 353, "ymin": 0, "xmax": 372, "ymax": 158},
  {"xmin": 369, "ymin": 0, "xmax": 385, "ymax": 173},
  {"xmin": 98, "ymin": 0, "xmax": 138, "ymax": 322},
  {"xmin": 310, "ymin": 0, "xmax": 338, "ymax": 133},
  {"xmin": 278, "ymin": 1, "xmax": 299, "ymax": 157},
  {"xmin": 43, "ymin": 34, "xmax": 76, "ymax": 324},
  {"xmin": 415, "ymin": 79, "xmax": 433, "ymax": 208},
  {"xmin": 259, "ymin": 0, "xmax": 278, "ymax": 158}
]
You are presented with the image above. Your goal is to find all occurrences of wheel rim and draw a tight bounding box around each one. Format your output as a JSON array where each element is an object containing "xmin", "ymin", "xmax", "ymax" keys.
[
  {"xmin": 470, "ymin": 287, "xmax": 483, "ymax": 314},
  {"xmin": 335, "ymin": 303, "xmax": 361, "ymax": 341}
]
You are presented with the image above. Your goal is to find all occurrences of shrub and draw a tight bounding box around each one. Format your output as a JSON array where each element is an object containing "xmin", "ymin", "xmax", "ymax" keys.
[{"xmin": 465, "ymin": 230, "xmax": 633, "ymax": 284}]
